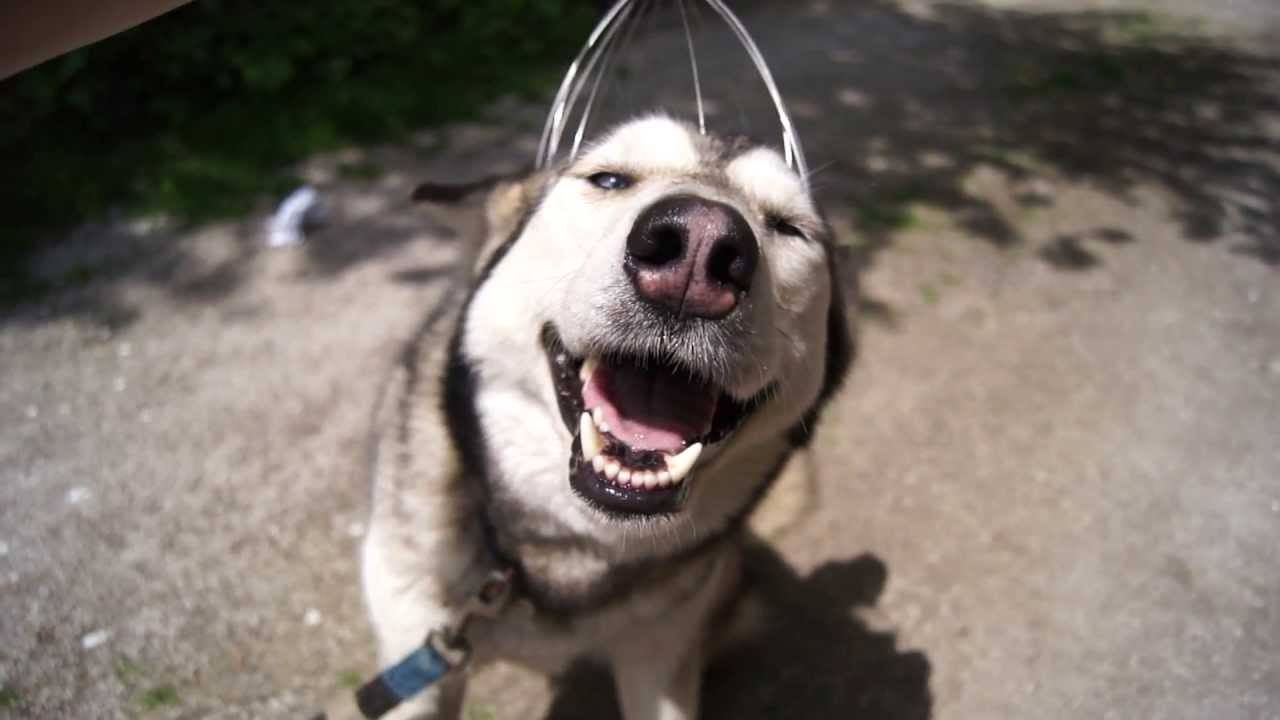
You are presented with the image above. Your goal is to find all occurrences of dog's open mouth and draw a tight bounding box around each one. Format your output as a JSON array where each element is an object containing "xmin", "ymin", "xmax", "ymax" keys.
[{"xmin": 543, "ymin": 325, "xmax": 758, "ymax": 517}]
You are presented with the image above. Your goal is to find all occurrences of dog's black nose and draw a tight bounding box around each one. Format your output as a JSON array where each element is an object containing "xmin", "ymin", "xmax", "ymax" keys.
[{"xmin": 625, "ymin": 195, "xmax": 758, "ymax": 319}]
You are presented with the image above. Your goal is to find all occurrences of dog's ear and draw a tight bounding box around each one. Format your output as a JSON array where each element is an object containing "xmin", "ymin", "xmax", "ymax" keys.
[
  {"xmin": 410, "ymin": 167, "xmax": 554, "ymax": 277},
  {"xmin": 411, "ymin": 172, "xmax": 524, "ymax": 205},
  {"xmin": 473, "ymin": 169, "xmax": 555, "ymax": 277}
]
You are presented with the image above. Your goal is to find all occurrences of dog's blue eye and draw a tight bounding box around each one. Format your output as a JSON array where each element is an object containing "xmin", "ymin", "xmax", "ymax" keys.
[
  {"xmin": 769, "ymin": 215, "xmax": 807, "ymax": 240},
  {"xmin": 588, "ymin": 172, "xmax": 633, "ymax": 191}
]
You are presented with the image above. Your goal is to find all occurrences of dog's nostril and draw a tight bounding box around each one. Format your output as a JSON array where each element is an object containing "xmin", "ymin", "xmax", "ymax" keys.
[
  {"xmin": 629, "ymin": 222, "xmax": 685, "ymax": 267},
  {"xmin": 706, "ymin": 240, "xmax": 750, "ymax": 291},
  {"xmin": 705, "ymin": 220, "xmax": 759, "ymax": 293},
  {"xmin": 626, "ymin": 195, "xmax": 758, "ymax": 319}
]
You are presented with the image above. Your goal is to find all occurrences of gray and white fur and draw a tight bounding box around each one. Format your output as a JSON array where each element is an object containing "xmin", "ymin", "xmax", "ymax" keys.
[{"xmin": 362, "ymin": 115, "xmax": 850, "ymax": 720}]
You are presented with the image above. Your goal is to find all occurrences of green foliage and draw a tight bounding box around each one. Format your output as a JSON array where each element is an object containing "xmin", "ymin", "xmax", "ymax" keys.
[{"xmin": 0, "ymin": 0, "xmax": 596, "ymax": 268}]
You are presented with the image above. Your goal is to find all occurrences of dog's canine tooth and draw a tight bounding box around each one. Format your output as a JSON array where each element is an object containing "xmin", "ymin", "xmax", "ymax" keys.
[
  {"xmin": 580, "ymin": 412, "xmax": 604, "ymax": 460},
  {"xmin": 605, "ymin": 460, "xmax": 621, "ymax": 480},
  {"xmin": 592, "ymin": 455, "xmax": 606, "ymax": 473},
  {"xmin": 664, "ymin": 443, "xmax": 703, "ymax": 482},
  {"xmin": 579, "ymin": 356, "xmax": 599, "ymax": 385}
]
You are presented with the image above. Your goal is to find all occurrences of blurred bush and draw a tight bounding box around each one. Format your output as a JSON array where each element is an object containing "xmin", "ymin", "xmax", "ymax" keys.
[{"xmin": 0, "ymin": 0, "xmax": 594, "ymax": 265}]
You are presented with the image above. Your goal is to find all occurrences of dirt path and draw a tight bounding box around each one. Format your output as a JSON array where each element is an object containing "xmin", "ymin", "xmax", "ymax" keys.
[{"xmin": 2, "ymin": 1, "xmax": 1278, "ymax": 718}]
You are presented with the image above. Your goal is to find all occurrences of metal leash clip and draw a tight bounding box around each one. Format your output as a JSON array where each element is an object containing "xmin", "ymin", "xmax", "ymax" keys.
[
  {"xmin": 316, "ymin": 569, "xmax": 515, "ymax": 720},
  {"xmin": 429, "ymin": 568, "xmax": 516, "ymax": 668}
]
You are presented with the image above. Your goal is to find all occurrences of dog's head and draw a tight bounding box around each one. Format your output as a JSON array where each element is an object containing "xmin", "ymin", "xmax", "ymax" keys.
[{"xmin": 446, "ymin": 115, "xmax": 848, "ymax": 551}]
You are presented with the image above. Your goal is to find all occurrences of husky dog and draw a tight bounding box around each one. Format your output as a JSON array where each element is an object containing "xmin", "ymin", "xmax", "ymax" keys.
[{"xmin": 361, "ymin": 115, "xmax": 850, "ymax": 720}]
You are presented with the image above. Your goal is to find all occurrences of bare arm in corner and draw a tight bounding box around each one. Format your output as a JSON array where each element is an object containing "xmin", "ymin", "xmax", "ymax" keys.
[{"xmin": 1, "ymin": 0, "xmax": 190, "ymax": 79}]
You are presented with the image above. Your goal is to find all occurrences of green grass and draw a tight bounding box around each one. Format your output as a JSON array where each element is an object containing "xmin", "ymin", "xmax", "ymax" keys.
[
  {"xmin": 856, "ymin": 203, "xmax": 918, "ymax": 233},
  {"xmin": 1001, "ymin": 10, "xmax": 1208, "ymax": 101},
  {"xmin": 112, "ymin": 655, "xmax": 181, "ymax": 714},
  {"xmin": 1102, "ymin": 10, "xmax": 1205, "ymax": 45},
  {"xmin": 113, "ymin": 656, "xmax": 146, "ymax": 685},
  {"xmin": 137, "ymin": 685, "xmax": 180, "ymax": 712},
  {"xmin": 855, "ymin": 180, "xmax": 932, "ymax": 235},
  {"xmin": 0, "ymin": 685, "xmax": 20, "ymax": 709},
  {"xmin": 337, "ymin": 161, "xmax": 385, "ymax": 182},
  {"xmin": 337, "ymin": 670, "xmax": 364, "ymax": 690}
]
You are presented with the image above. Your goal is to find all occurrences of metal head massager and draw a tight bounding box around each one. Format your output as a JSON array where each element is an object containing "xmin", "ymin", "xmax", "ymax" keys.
[{"xmin": 536, "ymin": 0, "xmax": 809, "ymax": 188}]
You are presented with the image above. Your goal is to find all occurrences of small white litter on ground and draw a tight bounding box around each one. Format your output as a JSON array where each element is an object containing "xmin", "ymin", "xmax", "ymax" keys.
[
  {"xmin": 81, "ymin": 629, "xmax": 111, "ymax": 650},
  {"xmin": 24, "ymin": 405, "xmax": 38, "ymax": 419},
  {"xmin": 117, "ymin": 342, "xmax": 132, "ymax": 359},
  {"xmin": 66, "ymin": 487, "xmax": 91, "ymax": 505},
  {"xmin": 113, "ymin": 377, "xmax": 127, "ymax": 392},
  {"xmin": 346, "ymin": 521, "xmax": 365, "ymax": 539},
  {"xmin": 303, "ymin": 608, "xmax": 323, "ymax": 627},
  {"xmin": 267, "ymin": 186, "xmax": 324, "ymax": 247},
  {"xmin": 0, "ymin": 541, "xmax": 9, "ymax": 556}
]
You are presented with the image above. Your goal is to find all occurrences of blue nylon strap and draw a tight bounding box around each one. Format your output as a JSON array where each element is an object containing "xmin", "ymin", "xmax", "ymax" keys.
[{"xmin": 381, "ymin": 644, "xmax": 452, "ymax": 700}]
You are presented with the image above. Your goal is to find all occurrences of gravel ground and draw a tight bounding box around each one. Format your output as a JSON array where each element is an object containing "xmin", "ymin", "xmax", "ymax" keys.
[{"xmin": 2, "ymin": 1, "xmax": 1277, "ymax": 718}]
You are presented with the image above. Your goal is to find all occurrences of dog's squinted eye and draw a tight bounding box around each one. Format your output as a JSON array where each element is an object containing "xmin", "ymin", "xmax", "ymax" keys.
[
  {"xmin": 768, "ymin": 214, "xmax": 808, "ymax": 241},
  {"xmin": 587, "ymin": 171, "xmax": 634, "ymax": 191}
]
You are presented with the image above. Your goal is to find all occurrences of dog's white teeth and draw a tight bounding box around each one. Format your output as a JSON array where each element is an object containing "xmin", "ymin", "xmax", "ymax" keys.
[
  {"xmin": 604, "ymin": 460, "xmax": 621, "ymax": 480},
  {"xmin": 664, "ymin": 443, "xmax": 703, "ymax": 483},
  {"xmin": 591, "ymin": 407, "xmax": 610, "ymax": 434},
  {"xmin": 580, "ymin": 412, "xmax": 605, "ymax": 460},
  {"xmin": 644, "ymin": 471, "xmax": 661, "ymax": 489},
  {"xmin": 579, "ymin": 356, "xmax": 599, "ymax": 385},
  {"xmin": 657, "ymin": 470, "xmax": 672, "ymax": 486},
  {"xmin": 619, "ymin": 468, "xmax": 633, "ymax": 485},
  {"xmin": 592, "ymin": 454, "xmax": 606, "ymax": 473}
]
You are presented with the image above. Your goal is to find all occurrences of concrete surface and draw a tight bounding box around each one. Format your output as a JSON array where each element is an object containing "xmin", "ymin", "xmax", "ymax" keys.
[{"xmin": 1, "ymin": 1, "xmax": 1277, "ymax": 718}]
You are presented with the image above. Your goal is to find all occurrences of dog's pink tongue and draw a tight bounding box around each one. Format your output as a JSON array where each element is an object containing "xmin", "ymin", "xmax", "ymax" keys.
[{"xmin": 582, "ymin": 362, "xmax": 717, "ymax": 452}]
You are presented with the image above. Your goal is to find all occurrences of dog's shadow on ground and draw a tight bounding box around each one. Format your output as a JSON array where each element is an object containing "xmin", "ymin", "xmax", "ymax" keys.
[{"xmin": 544, "ymin": 542, "xmax": 931, "ymax": 720}]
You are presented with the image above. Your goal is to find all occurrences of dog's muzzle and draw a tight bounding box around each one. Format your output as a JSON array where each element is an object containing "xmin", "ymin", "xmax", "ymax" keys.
[{"xmin": 624, "ymin": 194, "xmax": 758, "ymax": 320}]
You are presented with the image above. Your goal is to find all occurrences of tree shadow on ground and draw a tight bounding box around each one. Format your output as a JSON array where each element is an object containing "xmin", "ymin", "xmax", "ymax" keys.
[
  {"xmin": 766, "ymin": 1, "xmax": 1280, "ymax": 271},
  {"xmin": 0, "ymin": 120, "xmax": 536, "ymax": 330},
  {"xmin": 543, "ymin": 541, "xmax": 931, "ymax": 720},
  {"xmin": 616, "ymin": 0, "xmax": 1278, "ymax": 279}
]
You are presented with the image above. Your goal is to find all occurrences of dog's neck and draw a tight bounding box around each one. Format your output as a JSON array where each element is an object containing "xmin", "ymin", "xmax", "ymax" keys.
[{"xmin": 469, "ymin": 426, "xmax": 797, "ymax": 616}]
